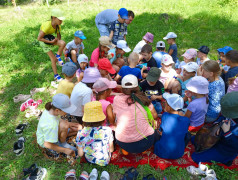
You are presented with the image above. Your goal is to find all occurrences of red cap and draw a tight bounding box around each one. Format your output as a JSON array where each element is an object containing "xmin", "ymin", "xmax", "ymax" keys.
[{"xmin": 98, "ymin": 58, "xmax": 116, "ymax": 74}]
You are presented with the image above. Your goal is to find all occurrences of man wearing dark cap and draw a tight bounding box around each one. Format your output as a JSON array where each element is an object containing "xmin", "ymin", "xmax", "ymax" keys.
[{"xmin": 197, "ymin": 45, "xmax": 210, "ymax": 66}]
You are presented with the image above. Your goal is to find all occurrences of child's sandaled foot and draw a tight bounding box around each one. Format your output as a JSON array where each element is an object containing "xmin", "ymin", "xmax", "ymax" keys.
[
  {"xmin": 100, "ymin": 171, "xmax": 110, "ymax": 180},
  {"xmin": 54, "ymin": 74, "xmax": 62, "ymax": 82},
  {"xmin": 56, "ymin": 54, "xmax": 64, "ymax": 66},
  {"xmin": 89, "ymin": 168, "xmax": 98, "ymax": 180},
  {"xmin": 64, "ymin": 169, "xmax": 77, "ymax": 180},
  {"xmin": 79, "ymin": 171, "xmax": 89, "ymax": 180}
]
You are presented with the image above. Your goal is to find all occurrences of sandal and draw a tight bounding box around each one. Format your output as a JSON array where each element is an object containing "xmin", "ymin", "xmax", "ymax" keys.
[
  {"xmin": 23, "ymin": 163, "xmax": 47, "ymax": 180},
  {"xmin": 13, "ymin": 94, "xmax": 31, "ymax": 103},
  {"xmin": 201, "ymin": 169, "xmax": 217, "ymax": 180},
  {"xmin": 186, "ymin": 162, "xmax": 208, "ymax": 175},
  {"xmin": 89, "ymin": 168, "xmax": 98, "ymax": 180},
  {"xmin": 65, "ymin": 169, "xmax": 77, "ymax": 180},
  {"xmin": 15, "ymin": 123, "xmax": 28, "ymax": 136},
  {"xmin": 100, "ymin": 171, "xmax": 110, "ymax": 180},
  {"xmin": 142, "ymin": 174, "xmax": 156, "ymax": 180},
  {"xmin": 79, "ymin": 171, "xmax": 89, "ymax": 180},
  {"xmin": 56, "ymin": 54, "xmax": 64, "ymax": 66},
  {"xmin": 120, "ymin": 167, "xmax": 138, "ymax": 180}
]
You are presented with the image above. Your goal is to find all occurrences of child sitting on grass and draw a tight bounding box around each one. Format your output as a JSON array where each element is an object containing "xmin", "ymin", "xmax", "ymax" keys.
[
  {"xmin": 178, "ymin": 48, "xmax": 197, "ymax": 75},
  {"xmin": 76, "ymin": 54, "xmax": 88, "ymax": 82},
  {"xmin": 56, "ymin": 62, "xmax": 77, "ymax": 98},
  {"xmin": 154, "ymin": 93, "xmax": 190, "ymax": 159},
  {"xmin": 133, "ymin": 32, "xmax": 154, "ymax": 54},
  {"xmin": 184, "ymin": 76, "xmax": 209, "ymax": 132},
  {"xmin": 163, "ymin": 32, "xmax": 178, "ymax": 64},
  {"xmin": 114, "ymin": 52, "xmax": 142, "ymax": 81},
  {"xmin": 36, "ymin": 94, "xmax": 81, "ymax": 158},
  {"xmin": 76, "ymin": 101, "xmax": 114, "ymax": 166},
  {"xmin": 140, "ymin": 44, "xmax": 157, "ymax": 78},
  {"xmin": 140, "ymin": 67, "xmax": 164, "ymax": 114},
  {"xmin": 197, "ymin": 45, "xmax": 210, "ymax": 66},
  {"xmin": 217, "ymin": 46, "xmax": 233, "ymax": 72},
  {"xmin": 37, "ymin": 9, "xmax": 66, "ymax": 81},
  {"xmin": 159, "ymin": 54, "xmax": 177, "ymax": 89},
  {"xmin": 152, "ymin": 41, "xmax": 167, "ymax": 68},
  {"xmin": 227, "ymin": 73, "xmax": 238, "ymax": 93},
  {"xmin": 98, "ymin": 58, "xmax": 116, "ymax": 81},
  {"xmin": 93, "ymin": 78, "xmax": 117, "ymax": 127},
  {"xmin": 199, "ymin": 60, "xmax": 225, "ymax": 123},
  {"xmin": 222, "ymin": 50, "xmax": 238, "ymax": 92},
  {"xmin": 64, "ymin": 30, "xmax": 86, "ymax": 63}
]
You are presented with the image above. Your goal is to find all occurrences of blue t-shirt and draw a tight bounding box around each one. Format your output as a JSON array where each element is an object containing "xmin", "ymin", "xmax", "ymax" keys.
[
  {"xmin": 154, "ymin": 112, "xmax": 190, "ymax": 159},
  {"xmin": 206, "ymin": 77, "xmax": 225, "ymax": 119},
  {"xmin": 168, "ymin": 44, "xmax": 178, "ymax": 63},
  {"xmin": 177, "ymin": 77, "xmax": 192, "ymax": 97},
  {"xmin": 95, "ymin": 9, "xmax": 118, "ymax": 25},
  {"xmin": 109, "ymin": 20, "xmax": 127, "ymax": 45},
  {"xmin": 152, "ymin": 51, "xmax": 167, "ymax": 68},
  {"xmin": 118, "ymin": 66, "xmax": 142, "ymax": 80},
  {"xmin": 222, "ymin": 66, "xmax": 238, "ymax": 92}
]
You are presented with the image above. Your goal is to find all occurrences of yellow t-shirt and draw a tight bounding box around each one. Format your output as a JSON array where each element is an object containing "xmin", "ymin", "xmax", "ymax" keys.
[
  {"xmin": 40, "ymin": 21, "xmax": 61, "ymax": 35},
  {"xmin": 56, "ymin": 80, "xmax": 75, "ymax": 98}
]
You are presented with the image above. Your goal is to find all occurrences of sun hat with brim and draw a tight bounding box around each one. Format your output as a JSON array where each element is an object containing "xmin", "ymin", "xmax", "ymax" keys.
[
  {"xmin": 143, "ymin": 32, "xmax": 154, "ymax": 43},
  {"xmin": 52, "ymin": 93, "xmax": 76, "ymax": 114},
  {"xmin": 98, "ymin": 58, "xmax": 116, "ymax": 74},
  {"xmin": 51, "ymin": 9, "xmax": 65, "ymax": 21},
  {"xmin": 93, "ymin": 78, "xmax": 117, "ymax": 92},
  {"xmin": 221, "ymin": 91, "xmax": 238, "ymax": 119},
  {"xmin": 117, "ymin": 40, "xmax": 131, "ymax": 53},
  {"xmin": 163, "ymin": 32, "xmax": 177, "ymax": 40},
  {"xmin": 74, "ymin": 30, "xmax": 86, "ymax": 40},
  {"xmin": 163, "ymin": 93, "xmax": 184, "ymax": 110},
  {"xmin": 99, "ymin": 36, "xmax": 116, "ymax": 49},
  {"xmin": 82, "ymin": 67, "xmax": 101, "ymax": 83},
  {"xmin": 182, "ymin": 48, "xmax": 197, "ymax": 59},
  {"xmin": 62, "ymin": 62, "xmax": 77, "ymax": 76},
  {"xmin": 146, "ymin": 67, "xmax": 161, "ymax": 82},
  {"xmin": 217, "ymin": 46, "xmax": 233, "ymax": 55},
  {"xmin": 161, "ymin": 54, "xmax": 174, "ymax": 65},
  {"xmin": 122, "ymin": 74, "xmax": 138, "ymax": 88},
  {"xmin": 118, "ymin": 8, "xmax": 129, "ymax": 19},
  {"xmin": 83, "ymin": 101, "xmax": 106, "ymax": 122},
  {"xmin": 183, "ymin": 62, "xmax": 199, "ymax": 73},
  {"xmin": 186, "ymin": 76, "xmax": 209, "ymax": 94},
  {"xmin": 77, "ymin": 54, "xmax": 88, "ymax": 64}
]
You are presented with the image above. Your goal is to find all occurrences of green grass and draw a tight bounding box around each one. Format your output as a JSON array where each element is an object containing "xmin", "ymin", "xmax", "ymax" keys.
[{"xmin": 0, "ymin": 0, "xmax": 238, "ymax": 179}]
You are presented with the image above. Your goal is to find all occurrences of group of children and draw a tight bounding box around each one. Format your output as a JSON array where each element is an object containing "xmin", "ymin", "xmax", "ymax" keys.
[{"xmin": 36, "ymin": 8, "xmax": 238, "ymax": 168}]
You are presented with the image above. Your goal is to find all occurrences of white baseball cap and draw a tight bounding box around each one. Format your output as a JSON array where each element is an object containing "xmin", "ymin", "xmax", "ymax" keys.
[
  {"xmin": 117, "ymin": 40, "xmax": 131, "ymax": 53},
  {"xmin": 121, "ymin": 74, "xmax": 138, "ymax": 88},
  {"xmin": 161, "ymin": 54, "xmax": 174, "ymax": 65},
  {"xmin": 163, "ymin": 93, "xmax": 184, "ymax": 110},
  {"xmin": 163, "ymin": 32, "xmax": 177, "ymax": 40},
  {"xmin": 183, "ymin": 62, "xmax": 199, "ymax": 72},
  {"xmin": 186, "ymin": 76, "xmax": 209, "ymax": 94},
  {"xmin": 52, "ymin": 93, "xmax": 77, "ymax": 114},
  {"xmin": 77, "ymin": 54, "xmax": 88, "ymax": 64},
  {"xmin": 156, "ymin": 41, "xmax": 165, "ymax": 48}
]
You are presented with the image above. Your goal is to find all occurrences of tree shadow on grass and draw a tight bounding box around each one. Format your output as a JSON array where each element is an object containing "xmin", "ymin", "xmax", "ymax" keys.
[{"xmin": 1, "ymin": 11, "xmax": 238, "ymax": 178}]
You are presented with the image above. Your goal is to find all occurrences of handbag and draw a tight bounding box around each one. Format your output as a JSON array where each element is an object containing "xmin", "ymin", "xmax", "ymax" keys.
[
  {"xmin": 194, "ymin": 121, "xmax": 224, "ymax": 153},
  {"xmin": 43, "ymin": 34, "xmax": 55, "ymax": 45}
]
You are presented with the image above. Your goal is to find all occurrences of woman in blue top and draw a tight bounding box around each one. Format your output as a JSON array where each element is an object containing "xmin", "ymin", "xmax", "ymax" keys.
[{"xmin": 199, "ymin": 60, "xmax": 225, "ymax": 122}]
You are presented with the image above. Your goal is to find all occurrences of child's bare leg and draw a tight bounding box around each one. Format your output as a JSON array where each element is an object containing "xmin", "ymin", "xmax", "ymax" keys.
[
  {"xmin": 56, "ymin": 40, "xmax": 66, "ymax": 56},
  {"xmin": 58, "ymin": 120, "xmax": 70, "ymax": 143},
  {"xmin": 70, "ymin": 50, "xmax": 77, "ymax": 63},
  {"xmin": 47, "ymin": 50, "xmax": 58, "ymax": 75}
]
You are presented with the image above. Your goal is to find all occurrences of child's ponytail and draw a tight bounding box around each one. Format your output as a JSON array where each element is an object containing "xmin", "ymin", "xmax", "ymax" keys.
[{"xmin": 45, "ymin": 102, "xmax": 57, "ymax": 111}]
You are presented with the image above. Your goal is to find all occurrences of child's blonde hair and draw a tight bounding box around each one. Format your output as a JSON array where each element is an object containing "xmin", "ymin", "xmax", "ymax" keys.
[
  {"xmin": 202, "ymin": 60, "xmax": 221, "ymax": 77},
  {"xmin": 228, "ymin": 74, "xmax": 238, "ymax": 85},
  {"xmin": 128, "ymin": 52, "xmax": 139, "ymax": 64}
]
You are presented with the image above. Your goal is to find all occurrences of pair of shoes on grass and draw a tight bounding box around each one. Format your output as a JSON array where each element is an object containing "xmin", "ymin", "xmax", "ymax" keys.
[
  {"xmin": 186, "ymin": 162, "xmax": 217, "ymax": 180},
  {"xmin": 23, "ymin": 163, "xmax": 47, "ymax": 180},
  {"xmin": 65, "ymin": 168, "xmax": 110, "ymax": 180},
  {"xmin": 14, "ymin": 123, "xmax": 28, "ymax": 156},
  {"xmin": 20, "ymin": 99, "xmax": 42, "ymax": 112}
]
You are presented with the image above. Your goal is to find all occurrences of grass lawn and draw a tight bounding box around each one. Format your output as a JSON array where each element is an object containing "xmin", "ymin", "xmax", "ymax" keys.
[{"xmin": 0, "ymin": 0, "xmax": 238, "ymax": 179}]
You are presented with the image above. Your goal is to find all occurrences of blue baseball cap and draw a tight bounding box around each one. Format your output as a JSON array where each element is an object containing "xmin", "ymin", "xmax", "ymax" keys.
[
  {"xmin": 217, "ymin": 46, "xmax": 233, "ymax": 55},
  {"xmin": 74, "ymin": 30, "xmax": 86, "ymax": 40},
  {"xmin": 118, "ymin": 8, "xmax": 128, "ymax": 19},
  {"xmin": 62, "ymin": 62, "xmax": 77, "ymax": 76}
]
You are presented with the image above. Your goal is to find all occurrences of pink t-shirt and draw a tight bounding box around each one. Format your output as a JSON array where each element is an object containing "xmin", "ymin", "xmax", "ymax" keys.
[
  {"xmin": 159, "ymin": 68, "xmax": 177, "ymax": 85},
  {"xmin": 113, "ymin": 94, "xmax": 154, "ymax": 143},
  {"xmin": 89, "ymin": 48, "xmax": 100, "ymax": 67}
]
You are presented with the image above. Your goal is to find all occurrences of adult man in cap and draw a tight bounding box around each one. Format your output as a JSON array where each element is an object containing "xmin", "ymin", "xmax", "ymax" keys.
[{"xmin": 95, "ymin": 8, "xmax": 134, "ymax": 37}]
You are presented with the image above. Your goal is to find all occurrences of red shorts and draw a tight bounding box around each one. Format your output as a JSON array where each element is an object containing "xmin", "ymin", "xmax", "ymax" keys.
[{"xmin": 188, "ymin": 123, "xmax": 204, "ymax": 132}]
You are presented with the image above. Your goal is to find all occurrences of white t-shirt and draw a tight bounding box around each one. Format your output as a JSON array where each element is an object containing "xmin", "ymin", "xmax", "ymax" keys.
[
  {"xmin": 70, "ymin": 82, "xmax": 92, "ymax": 116},
  {"xmin": 159, "ymin": 68, "xmax": 177, "ymax": 85},
  {"xmin": 66, "ymin": 40, "xmax": 85, "ymax": 56},
  {"xmin": 196, "ymin": 57, "xmax": 210, "ymax": 66},
  {"xmin": 133, "ymin": 40, "xmax": 146, "ymax": 54}
]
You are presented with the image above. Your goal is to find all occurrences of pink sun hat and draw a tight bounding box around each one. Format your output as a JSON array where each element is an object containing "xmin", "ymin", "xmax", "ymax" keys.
[
  {"xmin": 93, "ymin": 78, "xmax": 117, "ymax": 92},
  {"xmin": 182, "ymin": 48, "xmax": 197, "ymax": 59},
  {"xmin": 186, "ymin": 76, "xmax": 209, "ymax": 94},
  {"xmin": 143, "ymin": 32, "xmax": 154, "ymax": 43}
]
